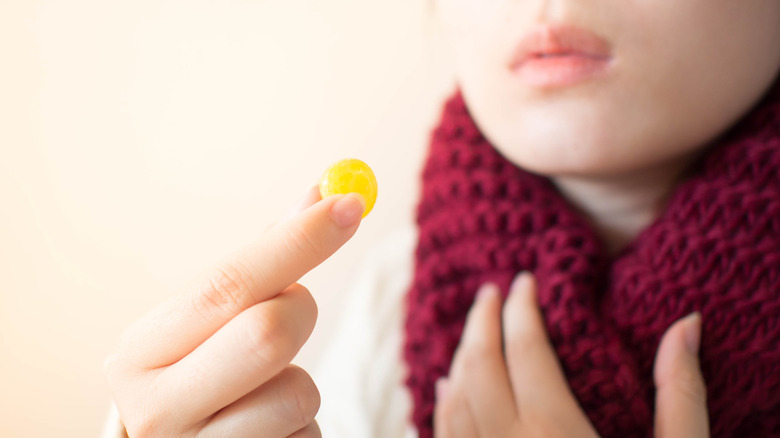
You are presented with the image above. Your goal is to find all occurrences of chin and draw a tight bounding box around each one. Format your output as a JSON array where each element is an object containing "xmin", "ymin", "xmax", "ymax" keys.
[
  {"xmin": 484, "ymin": 119, "xmax": 642, "ymax": 178},
  {"xmin": 497, "ymin": 147, "xmax": 626, "ymax": 179},
  {"xmin": 467, "ymin": 94, "xmax": 640, "ymax": 177}
]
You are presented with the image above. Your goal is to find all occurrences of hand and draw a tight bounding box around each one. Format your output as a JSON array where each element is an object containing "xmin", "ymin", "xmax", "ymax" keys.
[
  {"xmin": 104, "ymin": 186, "xmax": 366, "ymax": 438},
  {"xmin": 434, "ymin": 273, "xmax": 709, "ymax": 438}
]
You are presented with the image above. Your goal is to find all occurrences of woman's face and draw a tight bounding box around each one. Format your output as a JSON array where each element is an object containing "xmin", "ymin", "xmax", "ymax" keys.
[{"xmin": 434, "ymin": 0, "xmax": 780, "ymax": 177}]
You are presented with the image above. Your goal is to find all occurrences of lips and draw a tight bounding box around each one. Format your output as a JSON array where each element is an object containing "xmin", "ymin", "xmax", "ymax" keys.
[{"xmin": 510, "ymin": 24, "xmax": 613, "ymax": 88}]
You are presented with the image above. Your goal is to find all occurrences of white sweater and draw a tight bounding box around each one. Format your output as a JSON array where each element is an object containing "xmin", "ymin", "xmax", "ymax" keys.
[{"xmin": 102, "ymin": 228, "xmax": 417, "ymax": 438}]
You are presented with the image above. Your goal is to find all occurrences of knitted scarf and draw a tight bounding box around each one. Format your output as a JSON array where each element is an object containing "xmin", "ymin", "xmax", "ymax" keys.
[{"xmin": 403, "ymin": 81, "xmax": 780, "ymax": 437}]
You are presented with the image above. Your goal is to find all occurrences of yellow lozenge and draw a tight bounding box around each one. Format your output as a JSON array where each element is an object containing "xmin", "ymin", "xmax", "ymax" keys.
[{"xmin": 319, "ymin": 158, "xmax": 378, "ymax": 218}]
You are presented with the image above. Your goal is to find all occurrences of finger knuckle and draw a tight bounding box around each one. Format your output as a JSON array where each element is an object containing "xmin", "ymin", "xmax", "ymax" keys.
[
  {"xmin": 242, "ymin": 305, "xmax": 297, "ymax": 366},
  {"xmin": 103, "ymin": 351, "xmax": 141, "ymax": 389},
  {"xmin": 309, "ymin": 423, "xmax": 324, "ymax": 438},
  {"xmin": 288, "ymin": 421, "xmax": 322, "ymax": 438},
  {"xmin": 195, "ymin": 264, "xmax": 253, "ymax": 318},
  {"xmin": 126, "ymin": 421, "xmax": 155, "ymax": 438},
  {"xmin": 105, "ymin": 374, "xmax": 180, "ymax": 437},
  {"xmin": 123, "ymin": 406, "xmax": 171, "ymax": 438},
  {"xmin": 287, "ymin": 284, "xmax": 318, "ymax": 329},
  {"xmin": 103, "ymin": 353, "xmax": 121, "ymax": 383},
  {"xmin": 281, "ymin": 366, "xmax": 321, "ymax": 427}
]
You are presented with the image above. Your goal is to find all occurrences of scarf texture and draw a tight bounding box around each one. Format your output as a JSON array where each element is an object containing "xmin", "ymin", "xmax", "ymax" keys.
[{"xmin": 403, "ymin": 81, "xmax": 780, "ymax": 437}]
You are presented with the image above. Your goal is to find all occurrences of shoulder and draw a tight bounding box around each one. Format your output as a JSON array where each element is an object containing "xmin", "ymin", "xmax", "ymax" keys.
[
  {"xmin": 354, "ymin": 226, "xmax": 417, "ymax": 311},
  {"xmin": 314, "ymin": 225, "xmax": 418, "ymax": 438}
]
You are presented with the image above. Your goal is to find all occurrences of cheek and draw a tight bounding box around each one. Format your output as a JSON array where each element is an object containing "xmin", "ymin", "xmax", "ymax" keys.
[
  {"xmin": 441, "ymin": 0, "xmax": 780, "ymax": 176},
  {"xmin": 437, "ymin": 0, "xmax": 514, "ymax": 86},
  {"xmin": 625, "ymin": 0, "xmax": 780, "ymax": 154},
  {"xmin": 437, "ymin": 0, "xmax": 506, "ymax": 35}
]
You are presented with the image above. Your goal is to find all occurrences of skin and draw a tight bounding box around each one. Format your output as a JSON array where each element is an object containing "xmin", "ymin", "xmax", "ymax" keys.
[
  {"xmin": 106, "ymin": 1, "xmax": 780, "ymax": 436},
  {"xmin": 435, "ymin": 274, "xmax": 708, "ymax": 438},
  {"xmin": 430, "ymin": 0, "xmax": 780, "ymax": 436},
  {"xmin": 104, "ymin": 186, "xmax": 364, "ymax": 437},
  {"xmin": 433, "ymin": 0, "xmax": 780, "ymax": 254}
]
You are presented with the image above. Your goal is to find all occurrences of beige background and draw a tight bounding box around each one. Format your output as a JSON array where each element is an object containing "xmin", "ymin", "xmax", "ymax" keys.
[{"xmin": 0, "ymin": 1, "xmax": 454, "ymax": 436}]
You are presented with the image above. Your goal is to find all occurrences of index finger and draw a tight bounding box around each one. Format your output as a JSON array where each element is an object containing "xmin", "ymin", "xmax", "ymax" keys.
[{"xmin": 117, "ymin": 190, "xmax": 366, "ymax": 369}]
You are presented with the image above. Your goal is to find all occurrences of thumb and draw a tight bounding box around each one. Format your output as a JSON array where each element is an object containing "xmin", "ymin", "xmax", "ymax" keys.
[{"xmin": 653, "ymin": 312, "xmax": 710, "ymax": 438}]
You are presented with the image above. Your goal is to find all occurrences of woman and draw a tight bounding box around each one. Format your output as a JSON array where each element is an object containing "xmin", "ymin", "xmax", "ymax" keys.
[{"xmin": 104, "ymin": 0, "xmax": 780, "ymax": 436}]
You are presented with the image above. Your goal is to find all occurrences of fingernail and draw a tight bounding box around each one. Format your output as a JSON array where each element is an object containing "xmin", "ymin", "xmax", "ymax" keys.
[
  {"xmin": 476, "ymin": 283, "xmax": 498, "ymax": 301},
  {"xmin": 330, "ymin": 193, "xmax": 366, "ymax": 227},
  {"xmin": 435, "ymin": 377, "xmax": 449, "ymax": 401},
  {"xmin": 512, "ymin": 271, "xmax": 534, "ymax": 294},
  {"xmin": 682, "ymin": 312, "xmax": 702, "ymax": 355}
]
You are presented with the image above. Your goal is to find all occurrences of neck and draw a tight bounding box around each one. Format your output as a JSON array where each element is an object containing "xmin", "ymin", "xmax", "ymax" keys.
[{"xmin": 551, "ymin": 155, "xmax": 699, "ymax": 256}]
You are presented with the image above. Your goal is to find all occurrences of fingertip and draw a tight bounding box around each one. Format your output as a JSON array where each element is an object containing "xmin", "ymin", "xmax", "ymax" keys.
[
  {"xmin": 346, "ymin": 192, "xmax": 367, "ymax": 215},
  {"xmin": 301, "ymin": 184, "xmax": 323, "ymax": 208},
  {"xmin": 329, "ymin": 193, "xmax": 365, "ymax": 227},
  {"xmin": 282, "ymin": 185, "xmax": 323, "ymax": 222},
  {"xmin": 506, "ymin": 271, "xmax": 537, "ymax": 311},
  {"xmin": 503, "ymin": 271, "xmax": 549, "ymax": 351},
  {"xmin": 654, "ymin": 312, "xmax": 705, "ymax": 386},
  {"xmin": 653, "ymin": 312, "xmax": 709, "ymax": 437},
  {"xmin": 475, "ymin": 282, "xmax": 500, "ymax": 304},
  {"xmin": 462, "ymin": 283, "xmax": 501, "ymax": 343},
  {"xmin": 511, "ymin": 271, "xmax": 535, "ymax": 294},
  {"xmin": 682, "ymin": 312, "xmax": 702, "ymax": 356},
  {"xmin": 306, "ymin": 183, "xmax": 324, "ymax": 200}
]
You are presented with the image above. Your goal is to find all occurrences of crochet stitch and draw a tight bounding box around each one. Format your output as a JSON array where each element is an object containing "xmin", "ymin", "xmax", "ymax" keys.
[{"xmin": 403, "ymin": 81, "xmax": 780, "ymax": 437}]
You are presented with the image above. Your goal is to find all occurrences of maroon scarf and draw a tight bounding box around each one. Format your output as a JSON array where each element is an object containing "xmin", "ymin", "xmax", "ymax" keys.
[{"xmin": 404, "ymin": 82, "xmax": 780, "ymax": 437}]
